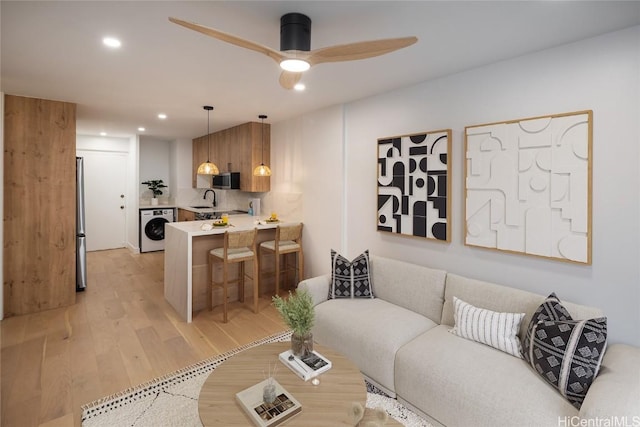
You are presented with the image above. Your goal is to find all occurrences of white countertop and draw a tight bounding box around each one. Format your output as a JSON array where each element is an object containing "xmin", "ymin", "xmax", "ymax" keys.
[
  {"xmin": 139, "ymin": 204, "xmax": 176, "ymax": 209},
  {"xmin": 166, "ymin": 214, "xmax": 296, "ymax": 237}
]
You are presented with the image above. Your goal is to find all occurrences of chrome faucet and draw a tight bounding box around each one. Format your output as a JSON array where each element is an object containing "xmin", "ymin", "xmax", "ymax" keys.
[{"xmin": 203, "ymin": 189, "xmax": 217, "ymax": 207}]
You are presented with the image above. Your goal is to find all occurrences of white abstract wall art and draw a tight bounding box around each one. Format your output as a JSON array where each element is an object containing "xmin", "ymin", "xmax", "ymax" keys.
[
  {"xmin": 464, "ymin": 111, "xmax": 592, "ymax": 264},
  {"xmin": 378, "ymin": 129, "xmax": 452, "ymax": 242}
]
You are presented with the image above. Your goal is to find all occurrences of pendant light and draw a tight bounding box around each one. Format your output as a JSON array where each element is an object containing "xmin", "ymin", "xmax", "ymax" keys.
[
  {"xmin": 196, "ymin": 105, "xmax": 220, "ymax": 175},
  {"xmin": 253, "ymin": 114, "xmax": 272, "ymax": 177}
]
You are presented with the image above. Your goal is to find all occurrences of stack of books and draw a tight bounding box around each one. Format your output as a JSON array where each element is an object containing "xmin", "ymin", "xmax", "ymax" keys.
[
  {"xmin": 278, "ymin": 349, "xmax": 332, "ymax": 381},
  {"xmin": 235, "ymin": 378, "xmax": 302, "ymax": 427}
]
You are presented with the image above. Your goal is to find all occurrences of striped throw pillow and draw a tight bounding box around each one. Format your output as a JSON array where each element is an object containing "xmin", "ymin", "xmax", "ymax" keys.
[{"xmin": 450, "ymin": 296, "xmax": 525, "ymax": 358}]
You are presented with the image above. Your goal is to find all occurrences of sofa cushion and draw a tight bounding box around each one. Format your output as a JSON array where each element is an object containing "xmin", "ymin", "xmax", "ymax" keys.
[
  {"xmin": 579, "ymin": 344, "xmax": 640, "ymax": 420},
  {"xmin": 441, "ymin": 273, "xmax": 603, "ymax": 339},
  {"xmin": 369, "ymin": 255, "xmax": 446, "ymax": 323},
  {"xmin": 329, "ymin": 249, "xmax": 374, "ymax": 299},
  {"xmin": 312, "ymin": 298, "xmax": 437, "ymax": 394},
  {"xmin": 451, "ymin": 296, "xmax": 525, "ymax": 358},
  {"xmin": 522, "ymin": 294, "xmax": 608, "ymax": 409},
  {"xmin": 395, "ymin": 325, "xmax": 579, "ymax": 427}
]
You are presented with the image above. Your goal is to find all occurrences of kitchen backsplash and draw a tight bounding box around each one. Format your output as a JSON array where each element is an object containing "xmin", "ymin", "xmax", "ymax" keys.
[{"xmin": 170, "ymin": 188, "xmax": 302, "ymax": 220}]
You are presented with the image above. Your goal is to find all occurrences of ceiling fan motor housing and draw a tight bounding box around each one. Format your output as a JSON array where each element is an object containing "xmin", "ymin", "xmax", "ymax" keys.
[{"xmin": 280, "ymin": 13, "xmax": 311, "ymax": 52}]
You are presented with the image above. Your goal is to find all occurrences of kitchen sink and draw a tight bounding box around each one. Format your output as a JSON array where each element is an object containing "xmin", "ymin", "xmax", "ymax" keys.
[{"xmin": 190, "ymin": 205, "xmax": 213, "ymax": 209}]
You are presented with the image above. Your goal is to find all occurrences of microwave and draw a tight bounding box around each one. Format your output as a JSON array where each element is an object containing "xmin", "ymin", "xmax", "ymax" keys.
[{"xmin": 212, "ymin": 172, "xmax": 240, "ymax": 189}]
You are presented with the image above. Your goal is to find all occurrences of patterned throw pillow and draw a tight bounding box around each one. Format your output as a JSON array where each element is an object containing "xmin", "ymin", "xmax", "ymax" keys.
[
  {"xmin": 523, "ymin": 293, "xmax": 572, "ymax": 364},
  {"xmin": 523, "ymin": 293, "xmax": 608, "ymax": 409},
  {"xmin": 450, "ymin": 297, "xmax": 525, "ymax": 358},
  {"xmin": 328, "ymin": 250, "xmax": 374, "ymax": 299}
]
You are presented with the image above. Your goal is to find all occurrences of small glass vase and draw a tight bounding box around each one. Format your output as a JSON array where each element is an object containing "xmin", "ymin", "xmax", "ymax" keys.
[
  {"xmin": 263, "ymin": 381, "xmax": 276, "ymax": 404},
  {"xmin": 291, "ymin": 332, "xmax": 313, "ymax": 358}
]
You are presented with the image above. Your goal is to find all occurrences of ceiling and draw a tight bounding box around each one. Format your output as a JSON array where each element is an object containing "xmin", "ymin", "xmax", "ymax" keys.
[{"xmin": 2, "ymin": 1, "xmax": 639, "ymax": 141}]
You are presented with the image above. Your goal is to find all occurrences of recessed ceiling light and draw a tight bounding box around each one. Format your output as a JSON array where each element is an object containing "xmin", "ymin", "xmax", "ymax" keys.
[
  {"xmin": 100, "ymin": 132, "xmax": 107, "ymax": 136},
  {"xmin": 294, "ymin": 83, "xmax": 306, "ymax": 91},
  {"xmin": 138, "ymin": 127, "xmax": 146, "ymax": 132},
  {"xmin": 102, "ymin": 37, "xmax": 121, "ymax": 48},
  {"xmin": 158, "ymin": 113, "xmax": 167, "ymax": 120}
]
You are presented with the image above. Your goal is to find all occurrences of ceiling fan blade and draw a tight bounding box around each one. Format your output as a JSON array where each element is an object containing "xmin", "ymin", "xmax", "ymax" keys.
[
  {"xmin": 307, "ymin": 37, "xmax": 418, "ymax": 65},
  {"xmin": 279, "ymin": 71, "xmax": 303, "ymax": 90},
  {"xmin": 169, "ymin": 17, "xmax": 285, "ymax": 64}
]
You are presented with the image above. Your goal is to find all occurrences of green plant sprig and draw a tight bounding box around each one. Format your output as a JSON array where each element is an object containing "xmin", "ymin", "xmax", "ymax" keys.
[
  {"xmin": 142, "ymin": 179, "xmax": 168, "ymax": 197},
  {"xmin": 272, "ymin": 290, "xmax": 314, "ymax": 338}
]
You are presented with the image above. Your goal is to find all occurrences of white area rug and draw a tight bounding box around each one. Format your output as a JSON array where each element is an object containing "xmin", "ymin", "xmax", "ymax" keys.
[{"xmin": 81, "ymin": 331, "xmax": 431, "ymax": 426}]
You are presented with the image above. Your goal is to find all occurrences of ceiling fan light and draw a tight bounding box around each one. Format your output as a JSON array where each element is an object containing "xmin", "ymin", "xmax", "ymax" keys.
[
  {"xmin": 197, "ymin": 161, "xmax": 220, "ymax": 176},
  {"xmin": 280, "ymin": 59, "xmax": 310, "ymax": 72},
  {"xmin": 253, "ymin": 164, "xmax": 272, "ymax": 177}
]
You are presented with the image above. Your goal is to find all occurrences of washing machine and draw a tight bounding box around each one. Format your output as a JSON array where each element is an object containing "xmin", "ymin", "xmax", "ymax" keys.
[{"xmin": 140, "ymin": 208, "xmax": 175, "ymax": 252}]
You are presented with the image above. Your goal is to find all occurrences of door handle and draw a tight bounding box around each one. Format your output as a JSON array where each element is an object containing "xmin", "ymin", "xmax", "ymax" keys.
[
  {"xmin": 120, "ymin": 206, "xmax": 125, "ymax": 209},
  {"xmin": 120, "ymin": 194, "xmax": 125, "ymax": 198}
]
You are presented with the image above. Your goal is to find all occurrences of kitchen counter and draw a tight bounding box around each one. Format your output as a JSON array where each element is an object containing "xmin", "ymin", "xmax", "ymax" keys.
[{"xmin": 164, "ymin": 214, "xmax": 297, "ymax": 322}]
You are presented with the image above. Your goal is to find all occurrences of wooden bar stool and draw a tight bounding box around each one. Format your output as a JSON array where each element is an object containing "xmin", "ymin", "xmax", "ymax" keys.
[
  {"xmin": 208, "ymin": 228, "xmax": 258, "ymax": 323},
  {"xmin": 259, "ymin": 223, "xmax": 304, "ymax": 296}
]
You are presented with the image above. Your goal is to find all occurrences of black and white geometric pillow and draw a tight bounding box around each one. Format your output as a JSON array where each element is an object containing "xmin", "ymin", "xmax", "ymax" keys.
[
  {"xmin": 329, "ymin": 250, "xmax": 374, "ymax": 299},
  {"xmin": 523, "ymin": 293, "xmax": 573, "ymax": 364},
  {"xmin": 523, "ymin": 293, "xmax": 607, "ymax": 409},
  {"xmin": 527, "ymin": 317, "xmax": 607, "ymax": 409}
]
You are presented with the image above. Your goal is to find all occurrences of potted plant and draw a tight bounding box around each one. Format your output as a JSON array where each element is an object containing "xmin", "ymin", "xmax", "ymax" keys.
[
  {"xmin": 272, "ymin": 290, "xmax": 315, "ymax": 357},
  {"xmin": 142, "ymin": 179, "xmax": 168, "ymax": 205}
]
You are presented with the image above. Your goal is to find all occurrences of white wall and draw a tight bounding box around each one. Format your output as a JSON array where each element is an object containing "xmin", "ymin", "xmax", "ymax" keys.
[
  {"xmin": 274, "ymin": 26, "xmax": 640, "ymax": 345},
  {"xmin": 139, "ymin": 136, "xmax": 171, "ymax": 200},
  {"xmin": 271, "ymin": 105, "xmax": 345, "ymax": 277}
]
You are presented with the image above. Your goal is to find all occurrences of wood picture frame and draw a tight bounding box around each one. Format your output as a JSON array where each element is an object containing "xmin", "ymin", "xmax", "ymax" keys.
[
  {"xmin": 377, "ymin": 129, "xmax": 452, "ymax": 242},
  {"xmin": 464, "ymin": 110, "xmax": 593, "ymax": 264}
]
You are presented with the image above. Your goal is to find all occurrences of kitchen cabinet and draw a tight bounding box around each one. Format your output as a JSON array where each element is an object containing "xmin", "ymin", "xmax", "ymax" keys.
[
  {"xmin": 192, "ymin": 121, "xmax": 270, "ymax": 192},
  {"xmin": 3, "ymin": 94, "xmax": 77, "ymax": 316},
  {"xmin": 177, "ymin": 208, "xmax": 195, "ymax": 222}
]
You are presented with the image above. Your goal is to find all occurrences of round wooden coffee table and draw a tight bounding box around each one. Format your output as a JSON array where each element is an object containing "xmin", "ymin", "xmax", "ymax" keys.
[{"xmin": 198, "ymin": 341, "xmax": 367, "ymax": 426}]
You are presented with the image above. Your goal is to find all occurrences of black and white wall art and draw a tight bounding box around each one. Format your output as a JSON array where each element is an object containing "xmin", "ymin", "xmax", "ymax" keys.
[
  {"xmin": 465, "ymin": 111, "xmax": 592, "ymax": 264},
  {"xmin": 377, "ymin": 130, "xmax": 451, "ymax": 242}
]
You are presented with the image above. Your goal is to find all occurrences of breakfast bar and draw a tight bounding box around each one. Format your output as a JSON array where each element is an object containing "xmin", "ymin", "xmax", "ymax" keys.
[{"xmin": 164, "ymin": 214, "xmax": 291, "ymax": 322}]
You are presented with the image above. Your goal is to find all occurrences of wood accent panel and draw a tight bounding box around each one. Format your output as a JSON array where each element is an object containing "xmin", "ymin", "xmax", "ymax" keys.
[{"xmin": 3, "ymin": 95, "xmax": 77, "ymax": 316}]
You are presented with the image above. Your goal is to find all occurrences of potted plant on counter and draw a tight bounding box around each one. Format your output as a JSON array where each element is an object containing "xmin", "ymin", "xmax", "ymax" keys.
[
  {"xmin": 272, "ymin": 290, "xmax": 315, "ymax": 357},
  {"xmin": 142, "ymin": 179, "xmax": 168, "ymax": 205}
]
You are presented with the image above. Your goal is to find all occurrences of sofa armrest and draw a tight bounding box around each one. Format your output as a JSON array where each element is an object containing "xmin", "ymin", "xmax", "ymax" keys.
[
  {"xmin": 297, "ymin": 275, "xmax": 330, "ymax": 307},
  {"xmin": 580, "ymin": 344, "xmax": 640, "ymax": 420}
]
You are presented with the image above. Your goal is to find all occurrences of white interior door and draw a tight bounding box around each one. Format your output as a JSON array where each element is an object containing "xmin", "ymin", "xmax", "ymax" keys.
[{"xmin": 77, "ymin": 150, "xmax": 128, "ymax": 251}]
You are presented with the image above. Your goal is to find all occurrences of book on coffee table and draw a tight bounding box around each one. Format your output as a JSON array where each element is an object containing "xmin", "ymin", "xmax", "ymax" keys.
[
  {"xmin": 278, "ymin": 349, "xmax": 332, "ymax": 381},
  {"xmin": 236, "ymin": 378, "xmax": 302, "ymax": 427}
]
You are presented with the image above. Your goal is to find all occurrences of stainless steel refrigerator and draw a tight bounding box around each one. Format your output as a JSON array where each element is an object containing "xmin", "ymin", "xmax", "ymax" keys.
[{"xmin": 76, "ymin": 157, "xmax": 87, "ymax": 291}]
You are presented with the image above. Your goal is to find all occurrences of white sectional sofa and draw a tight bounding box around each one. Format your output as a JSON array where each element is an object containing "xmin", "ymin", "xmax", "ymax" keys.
[{"xmin": 298, "ymin": 255, "xmax": 640, "ymax": 427}]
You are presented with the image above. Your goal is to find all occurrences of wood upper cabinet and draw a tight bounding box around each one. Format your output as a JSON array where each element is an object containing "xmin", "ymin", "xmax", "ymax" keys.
[
  {"xmin": 192, "ymin": 135, "xmax": 211, "ymax": 188},
  {"xmin": 192, "ymin": 121, "xmax": 270, "ymax": 192},
  {"xmin": 4, "ymin": 94, "xmax": 77, "ymax": 316}
]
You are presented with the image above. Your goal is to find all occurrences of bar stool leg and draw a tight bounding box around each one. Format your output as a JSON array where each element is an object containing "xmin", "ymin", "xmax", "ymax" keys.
[
  {"xmin": 222, "ymin": 260, "xmax": 229, "ymax": 323},
  {"xmin": 208, "ymin": 253, "xmax": 213, "ymax": 311},
  {"xmin": 238, "ymin": 261, "xmax": 245, "ymax": 303},
  {"xmin": 253, "ymin": 256, "xmax": 259, "ymax": 314},
  {"xmin": 299, "ymin": 250, "xmax": 304, "ymax": 286},
  {"xmin": 275, "ymin": 250, "xmax": 280, "ymax": 296}
]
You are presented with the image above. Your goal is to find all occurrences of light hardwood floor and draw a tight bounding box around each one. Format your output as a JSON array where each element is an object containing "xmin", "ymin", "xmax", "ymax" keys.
[{"xmin": 1, "ymin": 248, "xmax": 288, "ymax": 427}]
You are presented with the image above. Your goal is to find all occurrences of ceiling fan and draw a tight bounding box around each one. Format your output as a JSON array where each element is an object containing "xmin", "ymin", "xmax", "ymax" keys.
[{"xmin": 169, "ymin": 13, "xmax": 418, "ymax": 90}]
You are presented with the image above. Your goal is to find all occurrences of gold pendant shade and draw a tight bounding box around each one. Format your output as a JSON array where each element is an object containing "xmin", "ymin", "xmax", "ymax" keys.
[
  {"xmin": 253, "ymin": 114, "xmax": 271, "ymax": 177},
  {"xmin": 197, "ymin": 105, "xmax": 219, "ymax": 175}
]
